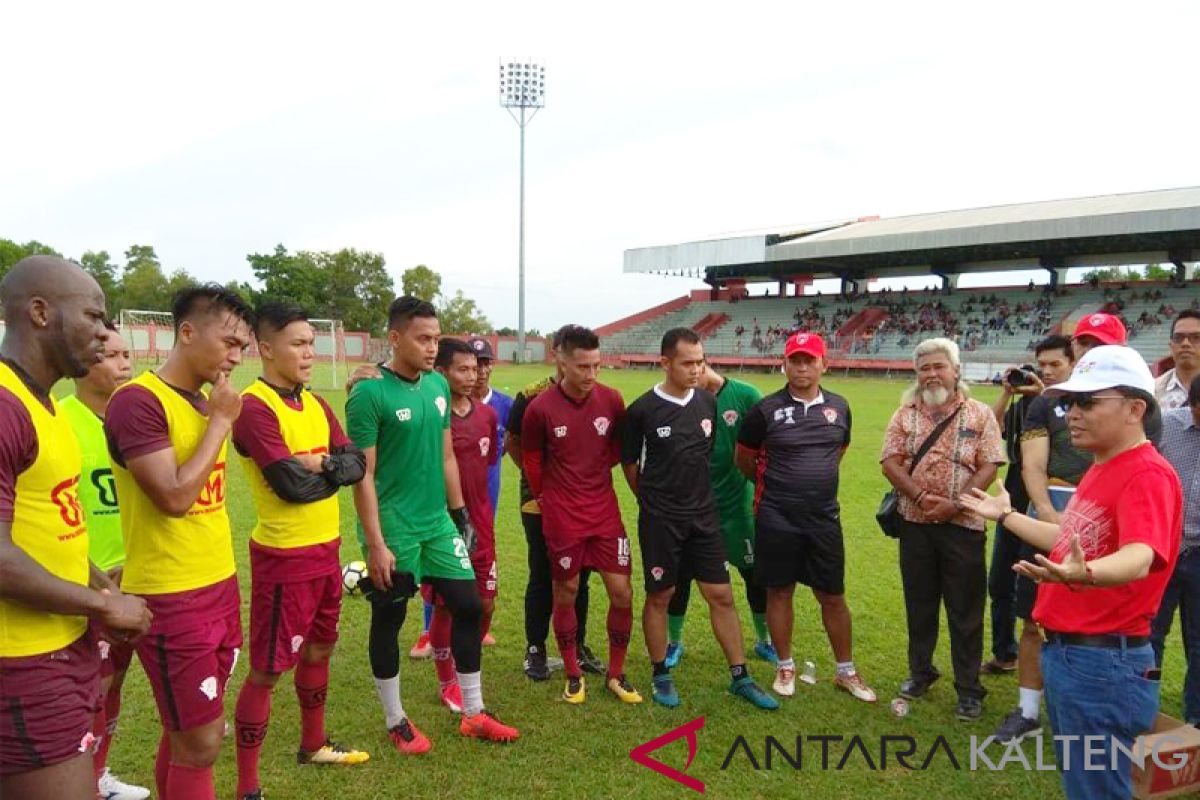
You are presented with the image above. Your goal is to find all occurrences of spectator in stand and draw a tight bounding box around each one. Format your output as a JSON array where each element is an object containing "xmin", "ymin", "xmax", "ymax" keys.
[{"xmin": 1155, "ymin": 310, "xmax": 1200, "ymax": 411}]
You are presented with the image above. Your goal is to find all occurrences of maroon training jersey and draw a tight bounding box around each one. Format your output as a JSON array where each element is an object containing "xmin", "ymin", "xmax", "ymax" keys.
[
  {"xmin": 521, "ymin": 382, "xmax": 625, "ymax": 541},
  {"xmin": 451, "ymin": 399, "xmax": 498, "ymax": 551}
]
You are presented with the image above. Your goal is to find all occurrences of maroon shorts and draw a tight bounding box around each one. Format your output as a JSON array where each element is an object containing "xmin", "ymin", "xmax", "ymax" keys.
[
  {"xmin": 249, "ymin": 571, "xmax": 341, "ymax": 674},
  {"xmin": 90, "ymin": 620, "xmax": 135, "ymax": 679},
  {"xmin": 0, "ymin": 633, "xmax": 101, "ymax": 777},
  {"xmin": 546, "ymin": 532, "xmax": 632, "ymax": 581},
  {"xmin": 472, "ymin": 547, "xmax": 498, "ymax": 600},
  {"xmin": 135, "ymin": 580, "xmax": 243, "ymax": 732}
]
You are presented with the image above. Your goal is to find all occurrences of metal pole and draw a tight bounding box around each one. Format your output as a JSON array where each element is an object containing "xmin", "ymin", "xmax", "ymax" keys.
[{"xmin": 517, "ymin": 104, "xmax": 526, "ymax": 363}]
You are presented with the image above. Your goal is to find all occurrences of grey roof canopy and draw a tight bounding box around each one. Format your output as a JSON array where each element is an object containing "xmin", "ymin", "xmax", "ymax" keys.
[{"xmin": 623, "ymin": 186, "xmax": 1200, "ymax": 284}]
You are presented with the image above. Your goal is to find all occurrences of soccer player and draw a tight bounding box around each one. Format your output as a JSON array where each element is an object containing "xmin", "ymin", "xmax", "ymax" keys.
[
  {"xmin": 737, "ymin": 332, "xmax": 877, "ymax": 703},
  {"xmin": 105, "ymin": 284, "xmax": 254, "ymax": 799},
  {"xmin": 505, "ymin": 328, "xmax": 599, "ymax": 681},
  {"xmin": 429, "ymin": 338, "xmax": 501, "ymax": 707},
  {"xmin": 59, "ymin": 321, "xmax": 150, "ymax": 800},
  {"xmin": 521, "ymin": 325, "xmax": 638, "ymax": 704},
  {"xmin": 621, "ymin": 328, "xmax": 779, "ymax": 710},
  {"xmin": 348, "ymin": 297, "xmax": 517, "ymax": 754},
  {"xmin": 0, "ymin": 256, "xmax": 151, "ymax": 800},
  {"xmin": 467, "ymin": 337, "xmax": 512, "ymax": 522},
  {"xmin": 662, "ymin": 363, "xmax": 776, "ymax": 668},
  {"xmin": 231, "ymin": 302, "xmax": 369, "ymax": 800}
]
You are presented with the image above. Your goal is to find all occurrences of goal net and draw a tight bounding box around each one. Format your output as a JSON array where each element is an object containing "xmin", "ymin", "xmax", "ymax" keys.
[{"xmin": 119, "ymin": 310, "xmax": 345, "ymax": 390}]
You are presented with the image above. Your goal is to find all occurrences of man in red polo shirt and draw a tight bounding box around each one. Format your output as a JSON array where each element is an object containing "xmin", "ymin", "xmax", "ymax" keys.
[{"xmin": 962, "ymin": 344, "xmax": 1182, "ymax": 800}]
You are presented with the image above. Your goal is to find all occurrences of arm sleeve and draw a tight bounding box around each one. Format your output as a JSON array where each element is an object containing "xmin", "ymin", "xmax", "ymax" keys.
[
  {"xmin": 0, "ymin": 393, "xmax": 36, "ymax": 523},
  {"xmin": 620, "ymin": 399, "xmax": 644, "ymax": 466},
  {"xmin": 880, "ymin": 407, "xmax": 910, "ymax": 462},
  {"xmin": 104, "ymin": 386, "xmax": 171, "ymax": 466},
  {"xmin": 260, "ymin": 459, "xmax": 342, "ymax": 504},
  {"xmin": 1116, "ymin": 468, "xmax": 1180, "ymax": 571},
  {"xmin": 977, "ymin": 405, "xmax": 1008, "ymax": 466},
  {"xmin": 609, "ymin": 393, "xmax": 626, "ymax": 467},
  {"xmin": 520, "ymin": 401, "xmax": 545, "ymax": 495},
  {"xmin": 345, "ymin": 381, "xmax": 381, "ymax": 450},
  {"xmin": 736, "ymin": 402, "xmax": 768, "ymax": 451},
  {"xmin": 1022, "ymin": 396, "xmax": 1049, "ymax": 431}
]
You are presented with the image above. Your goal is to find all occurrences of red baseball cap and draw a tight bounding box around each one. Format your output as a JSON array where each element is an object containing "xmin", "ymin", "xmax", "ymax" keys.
[
  {"xmin": 1072, "ymin": 313, "xmax": 1127, "ymax": 346},
  {"xmin": 784, "ymin": 331, "xmax": 826, "ymax": 359}
]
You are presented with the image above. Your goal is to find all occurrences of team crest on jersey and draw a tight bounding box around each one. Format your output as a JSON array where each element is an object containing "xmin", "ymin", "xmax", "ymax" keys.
[
  {"xmin": 78, "ymin": 731, "xmax": 96, "ymax": 754},
  {"xmin": 700, "ymin": 419, "xmax": 713, "ymax": 437},
  {"xmin": 434, "ymin": 396, "xmax": 448, "ymax": 417},
  {"xmin": 396, "ymin": 408, "xmax": 412, "ymax": 422},
  {"xmin": 554, "ymin": 425, "xmax": 568, "ymax": 438},
  {"xmin": 479, "ymin": 437, "xmax": 491, "ymax": 457},
  {"xmin": 98, "ymin": 640, "xmax": 111, "ymax": 660},
  {"xmin": 559, "ymin": 556, "xmax": 572, "ymax": 570},
  {"xmin": 823, "ymin": 408, "xmax": 838, "ymax": 424},
  {"xmin": 650, "ymin": 567, "xmax": 664, "ymax": 581},
  {"xmin": 723, "ymin": 409, "xmax": 739, "ymax": 426},
  {"xmin": 291, "ymin": 635, "xmax": 304, "ymax": 653},
  {"xmin": 656, "ymin": 426, "xmax": 672, "ymax": 438},
  {"xmin": 200, "ymin": 676, "xmax": 219, "ymax": 701},
  {"xmin": 593, "ymin": 417, "xmax": 610, "ymax": 435}
]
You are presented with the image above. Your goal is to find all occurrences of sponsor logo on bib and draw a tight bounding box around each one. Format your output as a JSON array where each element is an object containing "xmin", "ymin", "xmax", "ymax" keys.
[
  {"xmin": 657, "ymin": 426, "xmax": 672, "ymax": 438},
  {"xmin": 554, "ymin": 425, "xmax": 568, "ymax": 438}
]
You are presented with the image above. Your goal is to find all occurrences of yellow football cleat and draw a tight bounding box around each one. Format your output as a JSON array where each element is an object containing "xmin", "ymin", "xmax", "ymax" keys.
[
  {"xmin": 562, "ymin": 675, "xmax": 586, "ymax": 704},
  {"xmin": 297, "ymin": 739, "xmax": 371, "ymax": 765},
  {"xmin": 606, "ymin": 675, "xmax": 644, "ymax": 704}
]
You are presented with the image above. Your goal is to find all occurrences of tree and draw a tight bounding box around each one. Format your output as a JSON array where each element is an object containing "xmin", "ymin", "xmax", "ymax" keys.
[
  {"xmin": 401, "ymin": 264, "xmax": 441, "ymax": 302},
  {"xmin": 79, "ymin": 250, "xmax": 121, "ymax": 312},
  {"xmin": 0, "ymin": 239, "xmax": 61, "ymax": 285},
  {"xmin": 119, "ymin": 245, "xmax": 192, "ymax": 311},
  {"xmin": 318, "ymin": 248, "xmax": 395, "ymax": 335},
  {"xmin": 1145, "ymin": 263, "xmax": 1175, "ymax": 281},
  {"xmin": 164, "ymin": 268, "xmax": 197, "ymax": 299},
  {"xmin": 1081, "ymin": 263, "xmax": 1175, "ymax": 283},
  {"xmin": 247, "ymin": 245, "xmax": 323, "ymax": 312},
  {"xmin": 438, "ymin": 289, "xmax": 492, "ymax": 334}
]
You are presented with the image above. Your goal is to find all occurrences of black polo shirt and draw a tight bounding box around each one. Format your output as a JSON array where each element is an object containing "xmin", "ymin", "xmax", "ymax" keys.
[
  {"xmin": 738, "ymin": 386, "xmax": 851, "ymax": 513},
  {"xmin": 621, "ymin": 386, "xmax": 718, "ymax": 520}
]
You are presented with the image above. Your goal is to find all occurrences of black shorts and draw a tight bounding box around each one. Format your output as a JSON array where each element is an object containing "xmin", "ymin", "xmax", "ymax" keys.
[
  {"xmin": 637, "ymin": 508, "xmax": 730, "ymax": 593},
  {"xmin": 1013, "ymin": 542, "xmax": 1046, "ymax": 621},
  {"xmin": 754, "ymin": 502, "xmax": 845, "ymax": 594}
]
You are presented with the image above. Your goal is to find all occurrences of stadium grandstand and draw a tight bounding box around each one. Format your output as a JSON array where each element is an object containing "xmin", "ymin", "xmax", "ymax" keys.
[{"xmin": 607, "ymin": 186, "xmax": 1200, "ymax": 379}]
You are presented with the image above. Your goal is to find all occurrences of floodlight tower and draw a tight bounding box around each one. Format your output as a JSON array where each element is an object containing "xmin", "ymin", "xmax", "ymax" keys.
[{"xmin": 499, "ymin": 59, "xmax": 545, "ymax": 363}]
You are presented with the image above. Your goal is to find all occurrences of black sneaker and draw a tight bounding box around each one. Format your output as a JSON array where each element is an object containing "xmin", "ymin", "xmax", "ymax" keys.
[
  {"xmin": 578, "ymin": 644, "xmax": 605, "ymax": 676},
  {"xmin": 524, "ymin": 644, "xmax": 551, "ymax": 681},
  {"xmin": 955, "ymin": 696, "xmax": 984, "ymax": 722},
  {"xmin": 992, "ymin": 707, "xmax": 1042, "ymax": 743},
  {"xmin": 241, "ymin": 791, "xmax": 264, "ymax": 800},
  {"xmin": 898, "ymin": 672, "xmax": 940, "ymax": 700}
]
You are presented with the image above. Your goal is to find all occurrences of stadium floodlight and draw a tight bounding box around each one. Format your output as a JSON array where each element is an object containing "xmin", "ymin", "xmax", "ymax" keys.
[{"xmin": 499, "ymin": 59, "xmax": 545, "ymax": 363}]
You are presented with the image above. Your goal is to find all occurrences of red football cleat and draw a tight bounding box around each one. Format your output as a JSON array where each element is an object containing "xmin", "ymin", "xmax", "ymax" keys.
[
  {"xmin": 388, "ymin": 719, "xmax": 431, "ymax": 755},
  {"xmin": 441, "ymin": 682, "xmax": 463, "ymax": 713},
  {"xmin": 460, "ymin": 710, "xmax": 519, "ymax": 743}
]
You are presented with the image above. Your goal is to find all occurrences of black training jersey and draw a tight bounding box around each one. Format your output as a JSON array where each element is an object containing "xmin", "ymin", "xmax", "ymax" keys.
[
  {"xmin": 622, "ymin": 386, "xmax": 718, "ymax": 519},
  {"xmin": 738, "ymin": 387, "xmax": 851, "ymax": 512}
]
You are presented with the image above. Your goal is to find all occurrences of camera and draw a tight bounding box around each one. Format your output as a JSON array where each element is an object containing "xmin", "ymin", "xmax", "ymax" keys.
[{"xmin": 1006, "ymin": 364, "xmax": 1040, "ymax": 388}]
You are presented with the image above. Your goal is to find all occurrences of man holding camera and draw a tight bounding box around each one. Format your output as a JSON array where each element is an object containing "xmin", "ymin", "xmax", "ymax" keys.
[{"xmin": 983, "ymin": 360, "xmax": 1040, "ymax": 675}]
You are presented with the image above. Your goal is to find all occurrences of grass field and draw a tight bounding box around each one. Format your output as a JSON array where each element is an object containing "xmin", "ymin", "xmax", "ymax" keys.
[{"xmin": 98, "ymin": 362, "xmax": 1186, "ymax": 799}]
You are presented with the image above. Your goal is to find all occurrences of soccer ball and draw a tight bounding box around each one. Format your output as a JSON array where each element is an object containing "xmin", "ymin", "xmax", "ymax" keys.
[{"xmin": 341, "ymin": 561, "xmax": 367, "ymax": 596}]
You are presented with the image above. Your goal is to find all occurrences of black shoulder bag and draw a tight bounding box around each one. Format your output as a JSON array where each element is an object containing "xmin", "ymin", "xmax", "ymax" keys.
[{"xmin": 876, "ymin": 407, "xmax": 962, "ymax": 538}]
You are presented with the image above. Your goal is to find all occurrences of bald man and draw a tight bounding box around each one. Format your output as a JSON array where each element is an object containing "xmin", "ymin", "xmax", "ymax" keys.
[{"xmin": 0, "ymin": 256, "xmax": 152, "ymax": 800}]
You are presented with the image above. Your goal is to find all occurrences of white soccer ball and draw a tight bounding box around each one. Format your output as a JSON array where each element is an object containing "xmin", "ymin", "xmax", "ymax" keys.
[{"xmin": 341, "ymin": 560, "xmax": 367, "ymax": 596}]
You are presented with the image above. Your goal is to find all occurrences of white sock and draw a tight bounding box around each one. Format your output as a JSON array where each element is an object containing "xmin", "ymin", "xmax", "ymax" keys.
[
  {"xmin": 458, "ymin": 670, "xmax": 484, "ymax": 717},
  {"xmin": 836, "ymin": 660, "xmax": 856, "ymax": 677},
  {"xmin": 374, "ymin": 675, "xmax": 407, "ymax": 729},
  {"xmin": 778, "ymin": 658, "xmax": 796, "ymax": 671},
  {"xmin": 1019, "ymin": 687, "xmax": 1042, "ymax": 720}
]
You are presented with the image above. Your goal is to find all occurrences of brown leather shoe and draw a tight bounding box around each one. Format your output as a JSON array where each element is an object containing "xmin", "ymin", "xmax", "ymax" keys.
[{"xmin": 980, "ymin": 658, "xmax": 1017, "ymax": 675}]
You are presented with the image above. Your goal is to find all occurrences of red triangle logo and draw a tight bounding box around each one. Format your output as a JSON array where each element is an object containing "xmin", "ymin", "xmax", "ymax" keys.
[{"xmin": 629, "ymin": 715, "xmax": 705, "ymax": 793}]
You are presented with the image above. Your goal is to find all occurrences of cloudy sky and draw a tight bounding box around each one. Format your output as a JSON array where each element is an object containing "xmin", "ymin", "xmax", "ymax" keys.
[{"xmin": 3, "ymin": 1, "xmax": 1198, "ymax": 331}]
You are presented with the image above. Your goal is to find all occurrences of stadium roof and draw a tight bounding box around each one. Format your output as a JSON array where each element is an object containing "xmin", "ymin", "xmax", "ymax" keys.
[{"xmin": 624, "ymin": 186, "xmax": 1200, "ymax": 283}]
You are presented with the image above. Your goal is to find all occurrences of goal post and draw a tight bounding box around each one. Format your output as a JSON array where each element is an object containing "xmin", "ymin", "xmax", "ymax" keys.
[
  {"xmin": 309, "ymin": 318, "xmax": 346, "ymax": 391},
  {"xmin": 118, "ymin": 308, "xmax": 176, "ymax": 371}
]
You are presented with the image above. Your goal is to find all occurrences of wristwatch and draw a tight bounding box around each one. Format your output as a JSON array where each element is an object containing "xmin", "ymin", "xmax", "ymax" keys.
[{"xmin": 996, "ymin": 506, "xmax": 1016, "ymax": 527}]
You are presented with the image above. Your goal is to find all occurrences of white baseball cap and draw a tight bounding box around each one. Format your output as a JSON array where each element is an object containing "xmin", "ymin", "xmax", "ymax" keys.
[{"xmin": 1043, "ymin": 344, "xmax": 1155, "ymax": 397}]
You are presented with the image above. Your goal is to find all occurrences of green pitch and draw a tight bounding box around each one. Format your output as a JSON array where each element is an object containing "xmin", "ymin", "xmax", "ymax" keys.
[{"xmin": 98, "ymin": 363, "xmax": 1181, "ymax": 799}]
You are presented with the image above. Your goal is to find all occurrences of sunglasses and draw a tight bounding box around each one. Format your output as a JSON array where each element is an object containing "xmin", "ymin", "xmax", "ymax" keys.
[
  {"xmin": 1056, "ymin": 393, "xmax": 1131, "ymax": 411},
  {"xmin": 1171, "ymin": 332, "xmax": 1200, "ymax": 345}
]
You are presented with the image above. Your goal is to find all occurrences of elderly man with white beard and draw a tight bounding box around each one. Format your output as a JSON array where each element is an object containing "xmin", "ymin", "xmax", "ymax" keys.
[{"xmin": 881, "ymin": 338, "xmax": 1006, "ymax": 722}]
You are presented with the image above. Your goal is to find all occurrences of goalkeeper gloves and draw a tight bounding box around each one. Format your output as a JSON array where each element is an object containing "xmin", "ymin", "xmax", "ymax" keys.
[{"xmin": 449, "ymin": 507, "xmax": 478, "ymax": 554}]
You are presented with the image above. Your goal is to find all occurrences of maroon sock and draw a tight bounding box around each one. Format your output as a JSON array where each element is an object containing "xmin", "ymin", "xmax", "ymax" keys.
[
  {"xmin": 96, "ymin": 684, "xmax": 121, "ymax": 777},
  {"xmin": 430, "ymin": 606, "xmax": 457, "ymax": 688},
  {"xmin": 607, "ymin": 605, "xmax": 633, "ymax": 679},
  {"xmin": 552, "ymin": 602, "xmax": 581, "ymax": 678},
  {"xmin": 91, "ymin": 706, "xmax": 107, "ymax": 780},
  {"xmin": 155, "ymin": 731, "xmax": 170, "ymax": 799},
  {"xmin": 235, "ymin": 680, "xmax": 272, "ymax": 796},
  {"xmin": 294, "ymin": 659, "xmax": 330, "ymax": 753},
  {"xmin": 167, "ymin": 761, "xmax": 216, "ymax": 800}
]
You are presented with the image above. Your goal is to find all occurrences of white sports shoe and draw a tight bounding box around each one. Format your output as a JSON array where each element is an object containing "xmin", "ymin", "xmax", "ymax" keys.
[
  {"xmin": 773, "ymin": 665, "xmax": 796, "ymax": 697},
  {"xmin": 99, "ymin": 767, "xmax": 151, "ymax": 800}
]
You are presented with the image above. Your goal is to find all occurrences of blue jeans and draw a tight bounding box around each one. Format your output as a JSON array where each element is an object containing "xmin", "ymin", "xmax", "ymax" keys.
[
  {"xmin": 1041, "ymin": 640, "xmax": 1160, "ymax": 800},
  {"xmin": 1150, "ymin": 547, "xmax": 1200, "ymax": 722}
]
